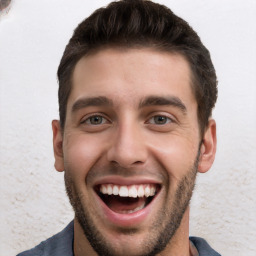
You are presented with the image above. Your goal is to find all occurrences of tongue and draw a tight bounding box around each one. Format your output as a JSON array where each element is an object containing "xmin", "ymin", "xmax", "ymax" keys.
[{"xmin": 103, "ymin": 195, "xmax": 147, "ymax": 214}]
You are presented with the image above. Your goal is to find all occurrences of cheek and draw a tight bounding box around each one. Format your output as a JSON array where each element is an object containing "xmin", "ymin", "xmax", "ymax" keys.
[
  {"xmin": 148, "ymin": 134, "xmax": 198, "ymax": 179},
  {"xmin": 63, "ymin": 134, "xmax": 105, "ymax": 177}
]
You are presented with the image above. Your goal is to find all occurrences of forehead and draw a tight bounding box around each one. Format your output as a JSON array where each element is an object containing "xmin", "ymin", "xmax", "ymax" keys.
[{"xmin": 68, "ymin": 48, "xmax": 196, "ymax": 108}]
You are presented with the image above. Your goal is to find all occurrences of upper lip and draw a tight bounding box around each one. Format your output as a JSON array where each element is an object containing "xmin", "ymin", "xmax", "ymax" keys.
[{"xmin": 93, "ymin": 175, "xmax": 162, "ymax": 187}]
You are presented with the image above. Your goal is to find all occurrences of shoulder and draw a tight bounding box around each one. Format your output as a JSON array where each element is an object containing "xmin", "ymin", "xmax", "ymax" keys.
[
  {"xmin": 16, "ymin": 221, "xmax": 74, "ymax": 256},
  {"xmin": 190, "ymin": 236, "xmax": 221, "ymax": 256}
]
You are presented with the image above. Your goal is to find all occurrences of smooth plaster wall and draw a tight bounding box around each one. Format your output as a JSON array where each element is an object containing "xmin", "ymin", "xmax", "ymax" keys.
[{"xmin": 0, "ymin": 0, "xmax": 255, "ymax": 255}]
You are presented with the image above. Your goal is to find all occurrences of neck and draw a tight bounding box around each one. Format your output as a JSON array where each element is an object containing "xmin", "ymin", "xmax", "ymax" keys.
[{"xmin": 74, "ymin": 208, "xmax": 191, "ymax": 256}]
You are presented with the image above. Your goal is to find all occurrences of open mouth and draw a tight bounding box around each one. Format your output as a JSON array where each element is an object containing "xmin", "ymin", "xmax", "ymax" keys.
[{"xmin": 95, "ymin": 184, "xmax": 160, "ymax": 214}]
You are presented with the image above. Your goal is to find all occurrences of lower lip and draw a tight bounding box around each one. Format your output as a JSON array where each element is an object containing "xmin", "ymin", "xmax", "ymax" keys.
[{"xmin": 95, "ymin": 192, "xmax": 159, "ymax": 228}]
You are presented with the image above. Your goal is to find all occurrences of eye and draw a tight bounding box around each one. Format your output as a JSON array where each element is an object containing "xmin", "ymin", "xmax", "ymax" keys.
[
  {"xmin": 148, "ymin": 115, "xmax": 172, "ymax": 125},
  {"xmin": 82, "ymin": 115, "xmax": 108, "ymax": 125}
]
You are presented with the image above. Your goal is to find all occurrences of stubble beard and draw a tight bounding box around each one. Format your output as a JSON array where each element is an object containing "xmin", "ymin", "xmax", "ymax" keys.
[{"xmin": 64, "ymin": 155, "xmax": 199, "ymax": 256}]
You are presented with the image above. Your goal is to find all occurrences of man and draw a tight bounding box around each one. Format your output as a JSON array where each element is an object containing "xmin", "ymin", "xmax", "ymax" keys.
[{"xmin": 18, "ymin": 0, "xmax": 220, "ymax": 255}]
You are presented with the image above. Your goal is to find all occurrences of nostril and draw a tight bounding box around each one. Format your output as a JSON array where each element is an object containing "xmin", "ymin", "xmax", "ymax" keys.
[
  {"xmin": 107, "ymin": 134, "xmax": 148, "ymax": 167},
  {"xmin": 111, "ymin": 160, "xmax": 144, "ymax": 165},
  {"xmin": 134, "ymin": 161, "xmax": 144, "ymax": 165},
  {"xmin": 108, "ymin": 157, "xmax": 146, "ymax": 169}
]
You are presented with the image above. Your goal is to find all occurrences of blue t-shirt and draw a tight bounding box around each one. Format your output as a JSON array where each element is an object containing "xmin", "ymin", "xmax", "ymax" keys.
[{"xmin": 17, "ymin": 221, "xmax": 221, "ymax": 256}]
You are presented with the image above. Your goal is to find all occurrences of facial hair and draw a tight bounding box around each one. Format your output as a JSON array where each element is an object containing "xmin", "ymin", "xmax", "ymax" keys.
[{"xmin": 65, "ymin": 153, "xmax": 199, "ymax": 256}]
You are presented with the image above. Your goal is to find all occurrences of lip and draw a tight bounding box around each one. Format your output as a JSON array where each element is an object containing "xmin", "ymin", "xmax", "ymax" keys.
[
  {"xmin": 93, "ymin": 176, "xmax": 162, "ymax": 227},
  {"xmin": 94, "ymin": 175, "xmax": 162, "ymax": 186}
]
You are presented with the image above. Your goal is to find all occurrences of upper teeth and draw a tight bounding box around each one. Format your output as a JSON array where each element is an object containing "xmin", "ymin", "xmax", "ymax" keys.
[{"xmin": 99, "ymin": 184, "xmax": 157, "ymax": 198}]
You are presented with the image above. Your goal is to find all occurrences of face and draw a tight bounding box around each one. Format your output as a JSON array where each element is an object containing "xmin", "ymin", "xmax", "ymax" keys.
[{"xmin": 53, "ymin": 48, "xmax": 216, "ymax": 256}]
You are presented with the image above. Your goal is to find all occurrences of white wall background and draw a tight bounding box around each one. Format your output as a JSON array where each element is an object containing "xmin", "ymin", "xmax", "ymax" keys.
[{"xmin": 0, "ymin": 0, "xmax": 255, "ymax": 255}]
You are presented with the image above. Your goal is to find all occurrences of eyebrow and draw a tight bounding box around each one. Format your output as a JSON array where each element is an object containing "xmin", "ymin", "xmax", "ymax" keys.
[
  {"xmin": 71, "ymin": 96, "xmax": 113, "ymax": 112},
  {"xmin": 71, "ymin": 95, "xmax": 187, "ymax": 114},
  {"xmin": 139, "ymin": 96, "xmax": 187, "ymax": 113}
]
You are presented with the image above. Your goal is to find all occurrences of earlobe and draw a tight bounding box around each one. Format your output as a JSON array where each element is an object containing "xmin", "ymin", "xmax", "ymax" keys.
[
  {"xmin": 198, "ymin": 119, "xmax": 217, "ymax": 173},
  {"xmin": 52, "ymin": 120, "xmax": 65, "ymax": 172}
]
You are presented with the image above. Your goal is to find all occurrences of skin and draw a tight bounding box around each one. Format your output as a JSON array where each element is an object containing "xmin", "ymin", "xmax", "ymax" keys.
[{"xmin": 52, "ymin": 48, "xmax": 216, "ymax": 256}]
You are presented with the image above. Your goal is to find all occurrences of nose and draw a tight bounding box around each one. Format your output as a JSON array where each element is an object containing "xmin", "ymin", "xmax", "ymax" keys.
[{"xmin": 107, "ymin": 122, "xmax": 148, "ymax": 168}]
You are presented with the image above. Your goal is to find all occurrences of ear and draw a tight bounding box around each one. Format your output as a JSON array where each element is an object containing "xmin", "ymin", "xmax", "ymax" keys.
[
  {"xmin": 198, "ymin": 119, "xmax": 217, "ymax": 173},
  {"xmin": 52, "ymin": 120, "xmax": 64, "ymax": 172}
]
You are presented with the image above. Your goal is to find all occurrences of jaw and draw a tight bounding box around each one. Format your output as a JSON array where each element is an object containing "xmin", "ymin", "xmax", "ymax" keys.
[
  {"xmin": 73, "ymin": 182, "xmax": 164, "ymax": 256},
  {"xmin": 70, "ymin": 172, "xmax": 194, "ymax": 256},
  {"xmin": 73, "ymin": 206, "xmax": 191, "ymax": 256},
  {"xmin": 68, "ymin": 166, "xmax": 197, "ymax": 256}
]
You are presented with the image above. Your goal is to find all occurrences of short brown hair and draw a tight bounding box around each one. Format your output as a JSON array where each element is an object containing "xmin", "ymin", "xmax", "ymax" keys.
[{"xmin": 57, "ymin": 0, "xmax": 217, "ymax": 134}]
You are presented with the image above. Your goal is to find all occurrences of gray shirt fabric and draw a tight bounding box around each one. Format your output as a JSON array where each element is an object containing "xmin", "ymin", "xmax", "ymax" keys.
[
  {"xmin": 17, "ymin": 221, "xmax": 221, "ymax": 256},
  {"xmin": 17, "ymin": 221, "xmax": 74, "ymax": 256}
]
